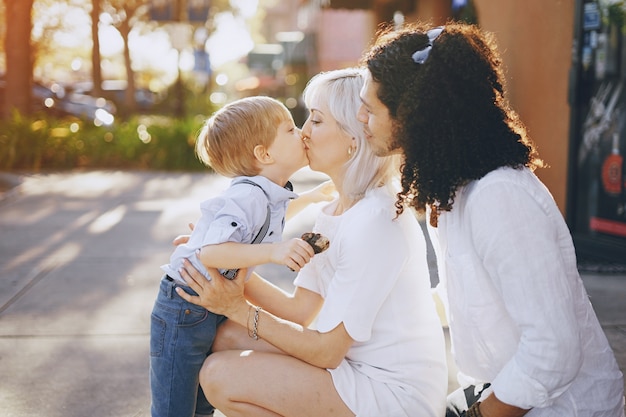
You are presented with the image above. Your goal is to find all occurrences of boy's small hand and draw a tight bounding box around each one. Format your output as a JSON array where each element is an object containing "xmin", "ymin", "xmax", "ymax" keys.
[
  {"xmin": 270, "ymin": 238, "xmax": 315, "ymax": 272},
  {"xmin": 303, "ymin": 180, "xmax": 336, "ymax": 204},
  {"xmin": 172, "ymin": 234, "xmax": 190, "ymax": 246},
  {"xmin": 172, "ymin": 223, "xmax": 195, "ymax": 246}
]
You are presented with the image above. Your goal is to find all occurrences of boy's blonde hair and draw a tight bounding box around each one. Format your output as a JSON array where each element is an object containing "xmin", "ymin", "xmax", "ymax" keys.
[{"xmin": 196, "ymin": 96, "xmax": 294, "ymax": 177}]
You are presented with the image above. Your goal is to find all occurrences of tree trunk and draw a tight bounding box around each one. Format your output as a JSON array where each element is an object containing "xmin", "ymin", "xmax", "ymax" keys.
[
  {"xmin": 118, "ymin": 16, "xmax": 136, "ymax": 115},
  {"xmin": 3, "ymin": 0, "xmax": 34, "ymax": 119},
  {"xmin": 91, "ymin": 0, "xmax": 103, "ymax": 96}
]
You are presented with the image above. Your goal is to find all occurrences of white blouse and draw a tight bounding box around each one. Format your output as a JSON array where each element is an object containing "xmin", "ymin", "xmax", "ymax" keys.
[
  {"xmin": 295, "ymin": 186, "xmax": 447, "ymax": 417},
  {"xmin": 429, "ymin": 167, "xmax": 625, "ymax": 416}
]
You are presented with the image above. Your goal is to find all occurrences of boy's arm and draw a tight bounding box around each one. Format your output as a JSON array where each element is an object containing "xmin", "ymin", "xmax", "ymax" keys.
[
  {"xmin": 286, "ymin": 180, "xmax": 335, "ymax": 221},
  {"xmin": 198, "ymin": 239, "xmax": 314, "ymax": 272}
]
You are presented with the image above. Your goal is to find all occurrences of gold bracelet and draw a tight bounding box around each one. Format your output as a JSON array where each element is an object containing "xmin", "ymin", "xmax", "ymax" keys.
[{"xmin": 251, "ymin": 306, "xmax": 262, "ymax": 340}]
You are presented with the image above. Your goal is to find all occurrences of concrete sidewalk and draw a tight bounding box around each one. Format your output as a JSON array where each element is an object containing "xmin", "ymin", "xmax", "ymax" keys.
[{"xmin": 0, "ymin": 170, "xmax": 624, "ymax": 417}]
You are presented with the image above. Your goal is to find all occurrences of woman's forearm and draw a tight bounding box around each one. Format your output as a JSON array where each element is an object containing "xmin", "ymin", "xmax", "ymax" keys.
[
  {"xmin": 237, "ymin": 303, "xmax": 350, "ymax": 369},
  {"xmin": 244, "ymin": 273, "xmax": 322, "ymax": 326}
]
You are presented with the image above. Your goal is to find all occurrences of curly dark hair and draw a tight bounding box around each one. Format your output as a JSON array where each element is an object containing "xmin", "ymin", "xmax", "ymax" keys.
[{"xmin": 362, "ymin": 22, "xmax": 544, "ymax": 225}]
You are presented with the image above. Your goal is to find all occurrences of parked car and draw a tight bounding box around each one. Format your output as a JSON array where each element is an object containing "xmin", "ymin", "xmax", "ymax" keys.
[
  {"xmin": 0, "ymin": 75, "xmax": 116, "ymax": 126},
  {"xmin": 33, "ymin": 82, "xmax": 116, "ymax": 126},
  {"xmin": 56, "ymin": 92, "xmax": 116, "ymax": 126},
  {"xmin": 72, "ymin": 80, "xmax": 163, "ymax": 112}
]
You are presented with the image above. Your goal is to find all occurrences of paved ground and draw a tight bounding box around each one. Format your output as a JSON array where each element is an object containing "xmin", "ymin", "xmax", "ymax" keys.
[{"xmin": 0, "ymin": 170, "xmax": 624, "ymax": 417}]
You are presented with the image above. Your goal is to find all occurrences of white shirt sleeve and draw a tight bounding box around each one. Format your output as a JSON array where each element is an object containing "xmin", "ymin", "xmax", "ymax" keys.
[{"xmin": 198, "ymin": 188, "xmax": 268, "ymax": 246}]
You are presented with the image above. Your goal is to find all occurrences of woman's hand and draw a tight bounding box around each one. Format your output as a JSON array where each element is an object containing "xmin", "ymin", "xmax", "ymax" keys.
[{"xmin": 176, "ymin": 258, "xmax": 249, "ymax": 319}]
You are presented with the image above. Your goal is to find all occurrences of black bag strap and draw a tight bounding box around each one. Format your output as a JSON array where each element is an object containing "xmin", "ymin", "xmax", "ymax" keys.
[{"xmin": 222, "ymin": 179, "xmax": 271, "ymax": 279}]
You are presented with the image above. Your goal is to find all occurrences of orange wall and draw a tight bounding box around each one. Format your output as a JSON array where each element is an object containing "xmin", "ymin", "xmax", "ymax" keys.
[{"xmin": 470, "ymin": 0, "xmax": 575, "ymax": 212}]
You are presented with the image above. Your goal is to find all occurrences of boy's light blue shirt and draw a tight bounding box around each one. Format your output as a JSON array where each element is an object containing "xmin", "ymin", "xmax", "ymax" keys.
[{"xmin": 161, "ymin": 175, "xmax": 297, "ymax": 284}]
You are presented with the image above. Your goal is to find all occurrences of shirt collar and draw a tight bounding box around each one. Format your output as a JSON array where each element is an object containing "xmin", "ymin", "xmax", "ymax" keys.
[{"xmin": 231, "ymin": 175, "xmax": 298, "ymax": 204}]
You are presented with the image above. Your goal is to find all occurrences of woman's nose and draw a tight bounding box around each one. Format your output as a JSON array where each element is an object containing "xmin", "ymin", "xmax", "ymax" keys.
[{"xmin": 301, "ymin": 120, "xmax": 311, "ymax": 138}]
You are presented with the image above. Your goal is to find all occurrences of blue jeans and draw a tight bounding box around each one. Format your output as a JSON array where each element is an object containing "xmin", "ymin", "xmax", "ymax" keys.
[{"xmin": 150, "ymin": 276, "xmax": 227, "ymax": 417}]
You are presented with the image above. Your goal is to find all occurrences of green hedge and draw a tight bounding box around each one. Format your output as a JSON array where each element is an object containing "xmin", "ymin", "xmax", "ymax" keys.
[{"xmin": 0, "ymin": 112, "xmax": 210, "ymax": 172}]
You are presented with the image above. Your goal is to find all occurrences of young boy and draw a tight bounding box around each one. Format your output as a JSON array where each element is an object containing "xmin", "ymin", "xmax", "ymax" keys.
[{"xmin": 150, "ymin": 96, "xmax": 330, "ymax": 417}]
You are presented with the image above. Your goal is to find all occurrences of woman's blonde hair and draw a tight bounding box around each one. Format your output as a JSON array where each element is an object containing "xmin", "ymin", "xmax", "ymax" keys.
[
  {"xmin": 196, "ymin": 96, "xmax": 293, "ymax": 177},
  {"xmin": 302, "ymin": 68, "xmax": 400, "ymax": 205}
]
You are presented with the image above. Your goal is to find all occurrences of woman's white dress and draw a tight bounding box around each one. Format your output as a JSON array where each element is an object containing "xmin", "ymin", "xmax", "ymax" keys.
[{"xmin": 294, "ymin": 186, "xmax": 448, "ymax": 417}]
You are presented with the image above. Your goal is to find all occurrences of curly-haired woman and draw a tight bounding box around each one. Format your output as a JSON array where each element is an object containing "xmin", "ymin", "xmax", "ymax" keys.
[{"xmin": 360, "ymin": 21, "xmax": 625, "ymax": 417}]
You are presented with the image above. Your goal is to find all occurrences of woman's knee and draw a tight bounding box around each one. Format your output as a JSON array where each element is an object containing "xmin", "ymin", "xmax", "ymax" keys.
[{"xmin": 199, "ymin": 352, "xmax": 228, "ymax": 394}]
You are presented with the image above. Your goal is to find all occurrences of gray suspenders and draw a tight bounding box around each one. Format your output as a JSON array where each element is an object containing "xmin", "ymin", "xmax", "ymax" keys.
[{"xmin": 222, "ymin": 179, "xmax": 271, "ymax": 280}]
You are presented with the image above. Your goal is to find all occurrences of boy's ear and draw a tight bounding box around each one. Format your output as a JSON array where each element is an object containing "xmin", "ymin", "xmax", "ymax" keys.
[{"xmin": 253, "ymin": 144, "xmax": 273, "ymax": 165}]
